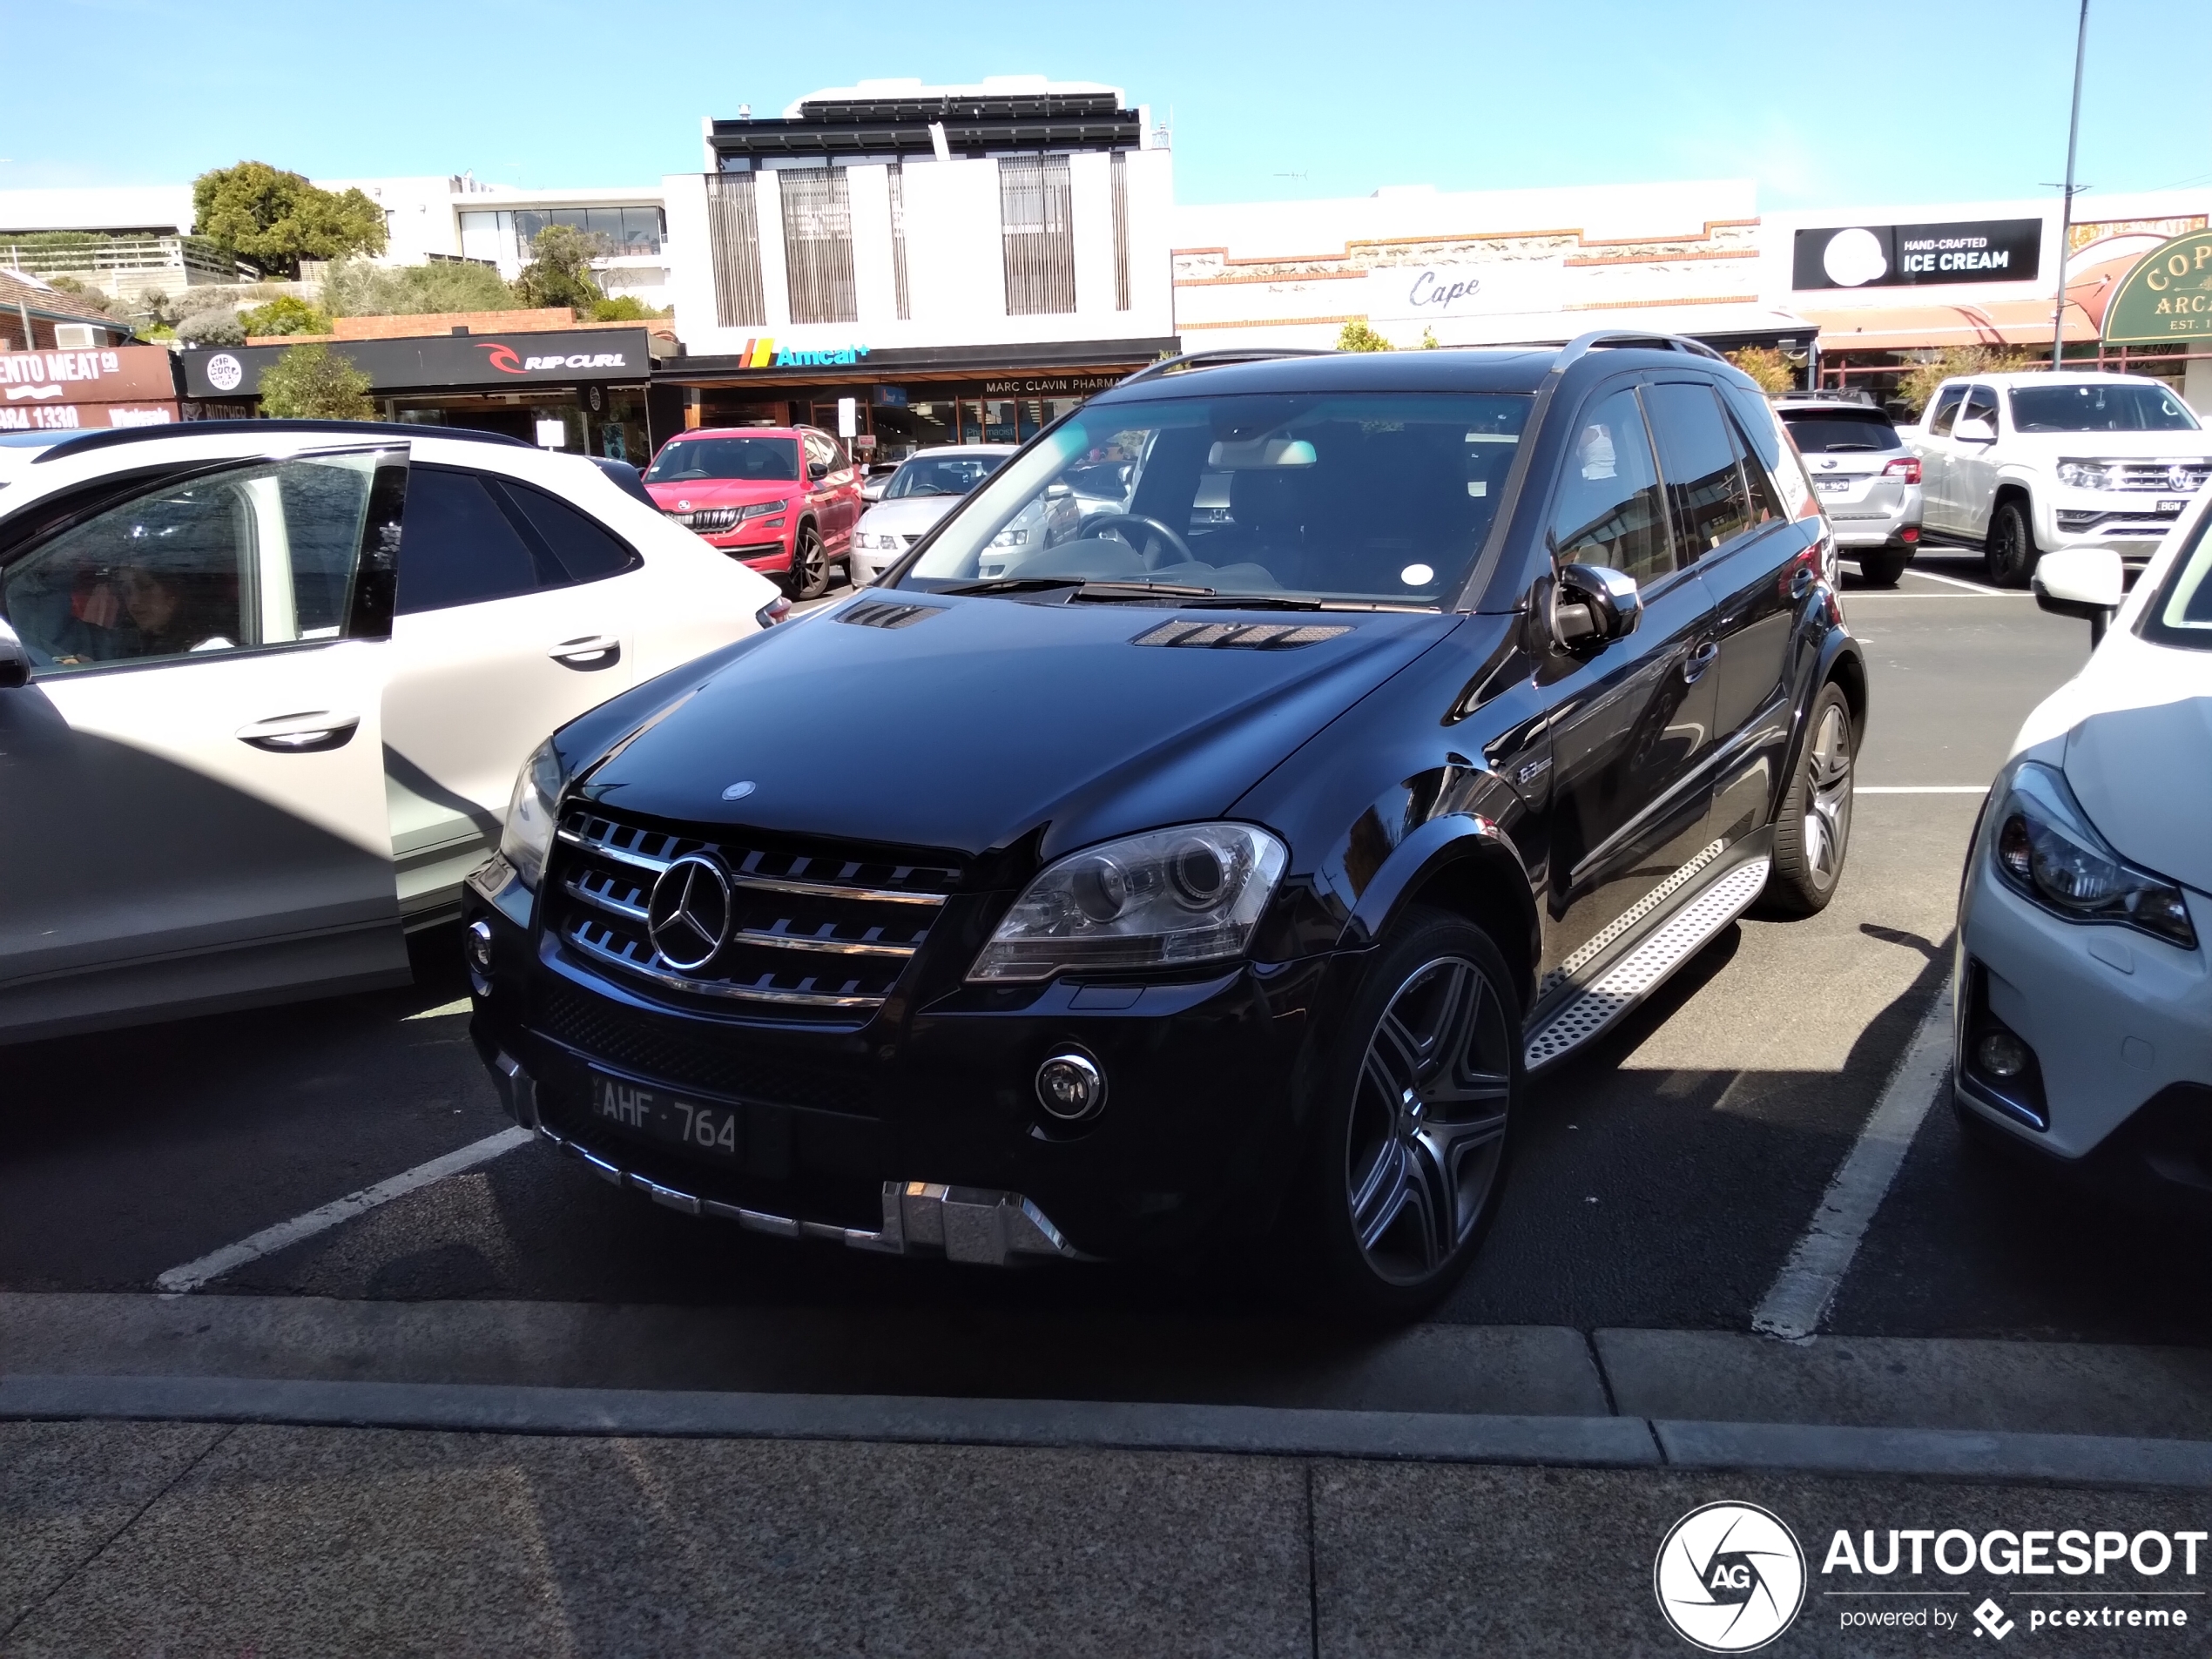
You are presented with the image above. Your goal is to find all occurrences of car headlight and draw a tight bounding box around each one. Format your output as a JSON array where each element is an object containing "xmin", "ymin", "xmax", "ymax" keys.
[
  {"xmin": 989, "ymin": 527, "xmax": 1029, "ymax": 548},
  {"xmin": 500, "ymin": 739, "xmax": 567, "ymax": 893},
  {"xmin": 2056, "ymin": 460, "xmax": 2114, "ymax": 490},
  {"xmin": 738, "ymin": 499, "xmax": 788, "ymax": 521},
  {"xmin": 1992, "ymin": 760, "xmax": 2195, "ymax": 948},
  {"xmin": 968, "ymin": 823, "xmax": 1289, "ymax": 982}
]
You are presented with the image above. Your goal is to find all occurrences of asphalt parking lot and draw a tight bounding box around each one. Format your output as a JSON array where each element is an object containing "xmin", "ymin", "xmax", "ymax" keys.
[{"xmin": 5, "ymin": 550, "xmax": 2201, "ymax": 1395}]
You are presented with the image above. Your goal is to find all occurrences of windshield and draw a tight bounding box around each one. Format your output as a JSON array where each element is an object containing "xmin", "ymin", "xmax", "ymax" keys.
[
  {"xmin": 1781, "ymin": 411, "xmax": 1901, "ymax": 452},
  {"xmin": 644, "ymin": 436, "xmax": 800, "ymax": 483},
  {"xmin": 899, "ymin": 392, "xmax": 1531, "ymax": 605},
  {"xmin": 2141, "ymin": 511, "xmax": 2212, "ymax": 651},
  {"xmin": 886, "ymin": 454, "xmax": 1006, "ymax": 499},
  {"xmin": 2009, "ymin": 382, "xmax": 2200, "ymax": 434}
]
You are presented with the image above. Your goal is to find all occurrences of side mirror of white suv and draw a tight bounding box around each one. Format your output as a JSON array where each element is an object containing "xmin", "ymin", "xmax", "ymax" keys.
[
  {"xmin": 1953, "ymin": 415, "xmax": 1998, "ymax": 444},
  {"xmin": 2033, "ymin": 546, "xmax": 2125, "ymax": 645}
]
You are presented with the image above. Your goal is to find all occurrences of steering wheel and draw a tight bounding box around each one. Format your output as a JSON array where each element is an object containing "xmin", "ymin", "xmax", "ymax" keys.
[{"xmin": 1085, "ymin": 512, "xmax": 1194, "ymax": 570}]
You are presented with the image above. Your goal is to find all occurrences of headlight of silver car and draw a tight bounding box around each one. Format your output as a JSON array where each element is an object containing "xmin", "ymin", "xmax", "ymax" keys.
[
  {"xmin": 968, "ymin": 823, "xmax": 1290, "ymax": 982},
  {"xmin": 2055, "ymin": 459, "xmax": 2114, "ymax": 490},
  {"xmin": 500, "ymin": 739, "xmax": 567, "ymax": 893},
  {"xmin": 1993, "ymin": 760, "xmax": 2196, "ymax": 948}
]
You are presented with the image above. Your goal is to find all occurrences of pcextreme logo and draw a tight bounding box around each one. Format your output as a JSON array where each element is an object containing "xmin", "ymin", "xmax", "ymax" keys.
[
  {"xmin": 732, "ymin": 338, "xmax": 870, "ymax": 369},
  {"xmin": 1655, "ymin": 1502, "xmax": 1807, "ymax": 1653},
  {"xmin": 477, "ymin": 342, "xmax": 630, "ymax": 375}
]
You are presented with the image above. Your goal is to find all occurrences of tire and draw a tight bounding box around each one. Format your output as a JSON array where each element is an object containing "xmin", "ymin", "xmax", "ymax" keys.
[
  {"xmin": 1764, "ymin": 681, "xmax": 1855, "ymax": 918},
  {"xmin": 1301, "ymin": 907, "xmax": 1521, "ymax": 1319},
  {"xmin": 786, "ymin": 524, "xmax": 829, "ymax": 601},
  {"xmin": 1857, "ymin": 549, "xmax": 1909, "ymax": 589},
  {"xmin": 1985, "ymin": 498, "xmax": 2040, "ymax": 589}
]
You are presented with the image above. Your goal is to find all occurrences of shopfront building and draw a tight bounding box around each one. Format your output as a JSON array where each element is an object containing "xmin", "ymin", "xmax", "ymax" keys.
[
  {"xmin": 178, "ymin": 325, "xmax": 668, "ymax": 460},
  {"xmin": 0, "ymin": 342, "xmax": 179, "ymax": 432}
]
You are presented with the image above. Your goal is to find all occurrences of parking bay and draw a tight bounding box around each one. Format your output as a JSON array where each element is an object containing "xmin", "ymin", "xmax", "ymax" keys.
[{"xmin": 8, "ymin": 553, "xmax": 2202, "ymax": 1415}]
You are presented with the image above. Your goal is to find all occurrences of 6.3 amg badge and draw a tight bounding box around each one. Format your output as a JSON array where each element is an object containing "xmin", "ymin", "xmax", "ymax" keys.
[{"xmin": 1656, "ymin": 1501, "xmax": 1807, "ymax": 1652}]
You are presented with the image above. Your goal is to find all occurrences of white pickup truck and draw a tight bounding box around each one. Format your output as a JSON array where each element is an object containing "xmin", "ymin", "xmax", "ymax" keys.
[{"xmin": 1907, "ymin": 371, "xmax": 2211, "ymax": 586}]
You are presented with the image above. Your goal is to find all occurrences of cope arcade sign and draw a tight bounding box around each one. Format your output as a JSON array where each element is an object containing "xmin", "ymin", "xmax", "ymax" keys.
[{"xmin": 2102, "ymin": 230, "xmax": 2212, "ymax": 346}]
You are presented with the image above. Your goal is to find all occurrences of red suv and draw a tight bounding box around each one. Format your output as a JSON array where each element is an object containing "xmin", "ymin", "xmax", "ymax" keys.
[{"xmin": 643, "ymin": 426, "xmax": 860, "ymax": 598}]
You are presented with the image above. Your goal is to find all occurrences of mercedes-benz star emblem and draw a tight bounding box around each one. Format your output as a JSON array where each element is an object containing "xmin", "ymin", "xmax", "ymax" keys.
[
  {"xmin": 646, "ymin": 853, "xmax": 732, "ymax": 972},
  {"xmin": 721, "ymin": 780, "xmax": 756, "ymax": 800}
]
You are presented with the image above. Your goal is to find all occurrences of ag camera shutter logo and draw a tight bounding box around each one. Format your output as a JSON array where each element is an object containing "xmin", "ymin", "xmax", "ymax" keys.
[{"xmin": 1655, "ymin": 1501, "xmax": 1806, "ymax": 1652}]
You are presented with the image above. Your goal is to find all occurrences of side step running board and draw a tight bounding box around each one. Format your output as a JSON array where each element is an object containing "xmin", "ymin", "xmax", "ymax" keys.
[{"xmin": 1523, "ymin": 858, "xmax": 1770, "ymax": 1074}]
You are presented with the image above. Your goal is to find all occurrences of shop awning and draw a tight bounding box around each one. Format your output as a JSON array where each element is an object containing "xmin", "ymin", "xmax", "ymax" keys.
[{"xmin": 1806, "ymin": 253, "xmax": 2142, "ymax": 352}]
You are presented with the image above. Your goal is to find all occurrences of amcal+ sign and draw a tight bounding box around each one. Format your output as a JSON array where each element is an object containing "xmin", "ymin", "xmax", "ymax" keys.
[
  {"xmin": 2103, "ymin": 230, "xmax": 2212, "ymax": 345},
  {"xmin": 732, "ymin": 339, "xmax": 871, "ymax": 369}
]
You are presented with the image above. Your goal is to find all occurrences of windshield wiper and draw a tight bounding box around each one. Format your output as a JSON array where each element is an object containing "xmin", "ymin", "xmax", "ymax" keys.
[{"xmin": 939, "ymin": 577, "xmax": 1089, "ymax": 597}]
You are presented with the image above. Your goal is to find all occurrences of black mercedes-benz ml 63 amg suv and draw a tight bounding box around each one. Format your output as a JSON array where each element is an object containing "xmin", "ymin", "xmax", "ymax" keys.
[{"xmin": 465, "ymin": 333, "xmax": 1863, "ymax": 1315}]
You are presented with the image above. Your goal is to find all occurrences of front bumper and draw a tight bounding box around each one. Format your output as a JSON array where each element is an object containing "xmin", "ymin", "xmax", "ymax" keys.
[
  {"xmin": 1955, "ymin": 826, "xmax": 2212, "ymax": 1166},
  {"xmin": 463, "ymin": 879, "xmax": 1336, "ymax": 1262},
  {"xmin": 2043, "ymin": 494, "xmax": 2195, "ymax": 561}
]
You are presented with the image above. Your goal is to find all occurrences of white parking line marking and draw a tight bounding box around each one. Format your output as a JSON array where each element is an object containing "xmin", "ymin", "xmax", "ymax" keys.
[
  {"xmin": 1751, "ymin": 981, "xmax": 1954, "ymax": 1342},
  {"xmin": 1857, "ymin": 786, "xmax": 1987, "ymax": 794},
  {"xmin": 154, "ymin": 1128, "xmax": 535, "ymax": 1294},
  {"xmin": 403, "ymin": 998, "xmax": 472, "ymax": 1021},
  {"xmin": 1903, "ymin": 567, "xmax": 2012, "ymax": 596}
]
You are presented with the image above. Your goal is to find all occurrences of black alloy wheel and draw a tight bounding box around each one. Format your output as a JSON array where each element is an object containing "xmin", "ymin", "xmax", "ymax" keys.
[
  {"xmin": 1986, "ymin": 499, "xmax": 2040, "ymax": 589},
  {"xmin": 787, "ymin": 524, "xmax": 830, "ymax": 600},
  {"xmin": 1307, "ymin": 908, "xmax": 1520, "ymax": 1318},
  {"xmin": 1763, "ymin": 681, "xmax": 1855, "ymax": 917}
]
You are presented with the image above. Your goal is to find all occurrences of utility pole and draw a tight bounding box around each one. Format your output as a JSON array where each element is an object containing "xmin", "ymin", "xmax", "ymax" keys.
[{"xmin": 2049, "ymin": 0, "xmax": 2090, "ymax": 370}]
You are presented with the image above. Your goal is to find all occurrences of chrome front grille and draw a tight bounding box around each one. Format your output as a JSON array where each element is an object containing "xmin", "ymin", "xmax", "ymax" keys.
[
  {"xmin": 665, "ymin": 506, "xmax": 740, "ymax": 530},
  {"xmin": 2110, "ymin": 462, "xmax": 2211, "ymax": 492},
  {"xmin": 550, "ymin": 807, "xmax": 958, "ymax": 1015}
]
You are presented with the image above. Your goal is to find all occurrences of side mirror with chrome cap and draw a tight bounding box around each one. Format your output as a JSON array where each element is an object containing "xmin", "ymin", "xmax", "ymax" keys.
[
  {"xmin": 0, "ymin": 617, "xmax": 28, "ymax": 690},
  {"xmin": 2033, "ymin": 546, "xmax": 2125, "ymax": 646},
  {"xmin": 1553, "ymin": 563, "xmax": 1642, "ymax": 650}
]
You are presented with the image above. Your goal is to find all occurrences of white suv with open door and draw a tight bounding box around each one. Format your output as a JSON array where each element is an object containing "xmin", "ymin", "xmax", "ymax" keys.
[{"xmin": 0, "ymin": 421, "xmax": 780, "ymax": 1042}]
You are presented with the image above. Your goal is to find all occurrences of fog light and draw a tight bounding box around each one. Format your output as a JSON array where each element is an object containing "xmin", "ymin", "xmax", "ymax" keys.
[
  {"xmin": 1035, "ymin": 1051, "xmax": 1106, "ymax": 1122},
  {"xmin": 1977, "ymin": 1030, "xmax": 2028, "ymax": 1079}
]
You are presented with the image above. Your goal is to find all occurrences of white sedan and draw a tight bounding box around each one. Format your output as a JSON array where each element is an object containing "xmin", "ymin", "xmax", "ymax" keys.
[
  {"xmin": 0, "ymin": 421, "xmax": 779, "ymax": 1042},
  {"xmin": 1953, "ymin": 497, "xmax": 2212, "ymax": 1185}
]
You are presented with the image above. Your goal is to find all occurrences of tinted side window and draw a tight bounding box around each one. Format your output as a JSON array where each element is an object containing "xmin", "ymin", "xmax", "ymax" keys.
[
  {"xmin": 1549, "ymin": 386, "xmax": 1673, "ymax": 584},
  {"xmin": 1962, "ymin": 384, "xmax": 2000, "ymax": 428},
  {"xmin": 396, "ymin": 468, "xmax": 560, "ymax": 615},
  {"xmin": 1647, "ymin": 381, "xmax": 1756, "ymax": 558},
  {"xmin": 500, "ymin": 477, "xmax": 641, "ymax": 583},
  {"xmin": 1927, "ymin": 385, "xmax": 1966, "ymax": 437}
]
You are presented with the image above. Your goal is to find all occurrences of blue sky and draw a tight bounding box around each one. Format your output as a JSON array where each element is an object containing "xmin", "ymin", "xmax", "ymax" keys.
[{"xmin": 10, "ymin": 0, "xmax": 2209, "ymax": 212}]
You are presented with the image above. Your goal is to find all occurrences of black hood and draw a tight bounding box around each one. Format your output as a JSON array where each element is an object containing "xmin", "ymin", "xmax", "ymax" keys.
[{"xmin": 575, "ymin": 594, "xmax": 1457, "ymax": 864}]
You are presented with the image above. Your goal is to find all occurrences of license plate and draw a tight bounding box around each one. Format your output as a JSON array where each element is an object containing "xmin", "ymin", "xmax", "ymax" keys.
[
  {"xmin": 1818, "ymin": 478, "xmax": 1853, "ymax": 494},
  {"xmin": 2159, "ymin": 499, "xmax": 2187, "ymax": 516},
  {"xmin": 590, "ymin": 1071, "xmax": 740, "ymax": 1161}
]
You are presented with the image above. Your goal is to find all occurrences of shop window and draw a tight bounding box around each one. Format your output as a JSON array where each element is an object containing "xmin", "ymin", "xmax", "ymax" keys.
[
  {"xmin": 1111, "ymin": 152, "xmax": 1131, "ymax": 312},
  {"xmin": 705, "ymin": 172, "xmax": 766, "ymax": 328},
  {"xmin": 780, "ymin": 166, "xmax": 858, "ymax": 326},
  {"xmin": 1000, "ymin": 155, "xmax": 1076, "ymax": 317},
  {"xmin": 888, "ymin": 164, "xmax": 912, "ymax": 321}
]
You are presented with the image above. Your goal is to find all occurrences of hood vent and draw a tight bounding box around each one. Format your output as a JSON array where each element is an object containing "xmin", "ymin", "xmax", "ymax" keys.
[
  {"xmin": 840, "ymin": 601, "xmax": 944, "ymax": 631},
  {"xmin": 1133, "ymin": 620, "xmax": 1351, "ymax": 651}
]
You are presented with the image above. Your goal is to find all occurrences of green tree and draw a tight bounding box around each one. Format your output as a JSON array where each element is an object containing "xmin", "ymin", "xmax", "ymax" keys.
[
  {"xmin": 1336, "ymin": 317, "xmax": 1394, "ymax": 353},
  {"xmin": 1895, "ymin": 345, "xmax": 2040, "ymax": 416},
  {"xmin": 512, "ymin": 225, "xmax": 607, "ymax": 312},
  {"xmin": 1419, "ymin": 326, "xmax": 1441, "ymax": 350},
  {"xmin": 323, "ymin": 256, "xmax": 518, "ymax": 317},
  {"xmin": 257, "ymin": 343, "xmax": 374, "ymax": 420},
  {"xmin": 1725, "ymin": 346, "xmax": 1796, "ymax": 395},
  {"xmin": 589, "ymin": 293, "xmax": 670, "ymax": 321},
  {"xmin": 239, "ymin": 294, "xmax": 330, "ymax": 337},
  {"xmin": 192, "ymin": 162, "xmax": 387, "ymax": 277}
]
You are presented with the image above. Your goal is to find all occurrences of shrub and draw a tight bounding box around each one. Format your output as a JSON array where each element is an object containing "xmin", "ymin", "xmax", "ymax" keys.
[
  {"xmin": 324, "ymin": 256, "xmax": 517, "ymax": 317},
  {"xmin": 176, "ymin": 307, "xmax": 245, "ymax": 346},
  {"xmin": 1726, "ymin": 347, "xmax": 1796, "ymax": 394},
  {"xmin": 1894, "ymin": 346, "xmax": 2041, "ymax": 415},
  {"xmin": 239, "ymin": 294, "xmax": 329, "ymax": 337},
  {"xmin": 257, "ymin": 342, "xmax": 374, "ymax": 420},
  {"xmin": 589, "ymin": 293, "xmax": 669, "ymax": 321},
  {"xmin": 1337, "ymin": 317, "xmax": 1393, "ymax": 353}
]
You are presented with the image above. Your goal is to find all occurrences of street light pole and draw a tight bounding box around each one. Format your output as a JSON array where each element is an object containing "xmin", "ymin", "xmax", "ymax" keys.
[{"xmin": 2049, "ymin": 0, "xmax": 2090, "ymax": 371}]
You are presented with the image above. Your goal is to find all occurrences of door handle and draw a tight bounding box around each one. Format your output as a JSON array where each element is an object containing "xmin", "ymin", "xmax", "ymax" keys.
[
  {"xmin": 235, "ymin": 711, "xmax": 361, "ymax": 753},
  {"xmin": 1683, "ymin": 642, "xmax": 1720, "ymax": 684},
  {"xmin": 549, "ymin": 635, "xmax": 622, "ymax": 671},
  {"xmin": 1790, "ymin": 565, "xmax": 1815, "ymax": 599}
]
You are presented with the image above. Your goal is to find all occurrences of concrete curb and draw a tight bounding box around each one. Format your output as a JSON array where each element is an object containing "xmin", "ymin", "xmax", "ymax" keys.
[
  {"xmin": 0, "ymin": 1375, "xmax": 1660, "ymax": 1467},
  {"xmin": 10, "ymin": 1374, "xmax": 2212, "ymax": 1487}
]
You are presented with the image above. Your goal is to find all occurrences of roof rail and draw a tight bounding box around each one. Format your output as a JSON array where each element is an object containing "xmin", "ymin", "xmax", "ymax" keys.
[
  {"xmin": 30, "ymin": 418, "xmax": 533, "ymax": 465},
  {"xmin": 1116, "ymin": 347, "xmax": 1335, "ymax": 387},
  {"xmin": 1551, "ymin": 330, "xmax": 1730, "ymax": 374}
]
